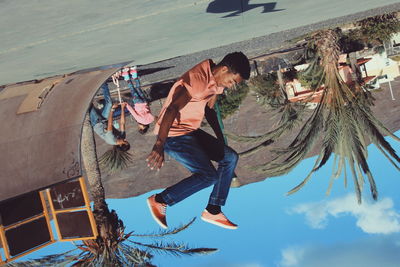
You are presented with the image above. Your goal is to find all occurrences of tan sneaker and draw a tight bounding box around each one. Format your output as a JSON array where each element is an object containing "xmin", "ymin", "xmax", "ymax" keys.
[
  {"xmin": 201, "ymin": 210, "xmax": 238, "ymax": 230},
  {"xmin": 147, "ymin": 195, "xmax": 167, "ymax": 229}
]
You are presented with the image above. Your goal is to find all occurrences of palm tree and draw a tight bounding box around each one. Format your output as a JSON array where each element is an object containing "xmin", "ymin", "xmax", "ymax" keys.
[
  {"xmin": 7, "ymin": 217, "xmax": 214, "ymax": 267},
  {"xmin": 297, "ymin": 48, "xmax": 324, "ymax": 90},
  {"xmin": 217, "ymin": 81, "xmax": 249, "ymax": 119},
  {"xmin": 357, "ymin": 12, "xmax": 400, "ymax": 45},
  {"xmin": 253, "ymin": 29, "xmax": 400, "ymax": 203},
  {"xmin": 8, "ymin": 113, "xmax": 217, "ymax": 267},
  {"xmin": 225, "ymin": 71, "xmax": 306, "ymax": 157},
  {"xmin": 250, "ymin": 72, "xmax": 282, "ymax": 109}
]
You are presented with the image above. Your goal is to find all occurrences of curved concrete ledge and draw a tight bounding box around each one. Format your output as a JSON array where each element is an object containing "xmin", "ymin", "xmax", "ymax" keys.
[{"xmin": 0, "ymin": 68, "xmax": 118, "ymax": 202}]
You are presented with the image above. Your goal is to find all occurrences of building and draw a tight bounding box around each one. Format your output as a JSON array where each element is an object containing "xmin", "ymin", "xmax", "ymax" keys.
[{"xmin": 285, "ymin": 49, "xmax": 400, "ymax": 106}]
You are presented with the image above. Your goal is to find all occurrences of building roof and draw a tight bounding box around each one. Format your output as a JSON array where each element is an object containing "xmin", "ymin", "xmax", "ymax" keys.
[{"xmin": 357, "ymin": 57, "xmax": 372, "ymax": 65}]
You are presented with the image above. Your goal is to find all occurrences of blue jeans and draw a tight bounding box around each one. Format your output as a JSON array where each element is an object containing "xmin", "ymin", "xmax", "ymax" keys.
[
  {"xmin": 159, "ymin": 130, "xmax": 239, "ymax": 207},
  {"xmin": 90, "ymin": 83, "xmax": 112, "ymax": 125},
  {"xmin": 127, "ymin": 78, "xmax": 147, "ymax": 105}
]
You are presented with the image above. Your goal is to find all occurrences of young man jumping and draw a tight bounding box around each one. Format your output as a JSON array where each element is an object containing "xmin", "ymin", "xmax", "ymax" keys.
[{"xmin": 146, "ymin": 52, "xmax": 251, "ymax": 230}]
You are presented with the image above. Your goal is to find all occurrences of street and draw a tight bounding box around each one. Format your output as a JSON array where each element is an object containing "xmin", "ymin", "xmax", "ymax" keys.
[{"xmin": 1, "ymin": 0, "xmax": 399, "ymax": 85}]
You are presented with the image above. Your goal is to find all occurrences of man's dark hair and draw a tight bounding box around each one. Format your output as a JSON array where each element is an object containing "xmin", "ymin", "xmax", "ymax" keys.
[
  {"xmin": 117, "ymin": 142, "xmax": 130, "ymax": 152},
  {"xmin": 138, "ymin": 124, "xmax": 150, "ymax": 135},
  {"xmin": 218, "ymin": 52, "xmax": 251, "ymax": 80}
]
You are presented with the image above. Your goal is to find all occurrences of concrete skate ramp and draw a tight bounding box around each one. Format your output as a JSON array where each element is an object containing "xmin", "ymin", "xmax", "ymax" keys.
[{"xmin": 0, "ymin": 68, "xmax": 118, "ymax": 202}]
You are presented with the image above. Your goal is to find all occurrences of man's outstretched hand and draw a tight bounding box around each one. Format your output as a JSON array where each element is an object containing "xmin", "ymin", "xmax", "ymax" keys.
[{"xmin": 147, "ymin": 142, "xmax": 164, "ymax": 170}]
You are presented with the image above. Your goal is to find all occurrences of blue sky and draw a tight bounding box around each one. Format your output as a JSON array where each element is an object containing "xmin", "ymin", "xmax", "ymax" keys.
[{"xmin": 7, "ymin": 131, "xmax": 400, "ymax": 267}]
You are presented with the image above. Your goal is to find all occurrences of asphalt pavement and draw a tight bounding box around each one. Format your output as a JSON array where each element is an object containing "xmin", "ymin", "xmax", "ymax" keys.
[{"xmin": 1, "ymin": 0, "xmax": 400, "ymax": 86}]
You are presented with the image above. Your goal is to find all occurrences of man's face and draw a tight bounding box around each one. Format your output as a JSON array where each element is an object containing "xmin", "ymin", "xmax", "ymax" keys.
[{"xmin": 216, "ymin": 66, "xmax": 243, "ymax": 89}]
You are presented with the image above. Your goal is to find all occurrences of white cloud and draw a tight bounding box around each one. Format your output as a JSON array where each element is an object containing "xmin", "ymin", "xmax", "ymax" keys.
[
  {"xmin": 279, "ymin": 236, "xmax": 400, "ymax": 267},
  {"xmin": 289, "ymin": 194, "xmax": 400, "ymax": 234},
  {"xmin": 280, "ymin": 247, "xmax": 305, "ymax": 267}
]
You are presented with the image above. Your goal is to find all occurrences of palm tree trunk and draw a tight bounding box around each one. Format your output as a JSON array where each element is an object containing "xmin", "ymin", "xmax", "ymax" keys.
[
  {"xmin": 277, "ymin": 65, "xmax": 288, "ymax": 101},
  {"xmin": 81, "ymin": 112, "xmax": 118, "ymax": 244},
  {"xmin": 81, "ymin": 112, "xmax": 106, "ymax": 210}
]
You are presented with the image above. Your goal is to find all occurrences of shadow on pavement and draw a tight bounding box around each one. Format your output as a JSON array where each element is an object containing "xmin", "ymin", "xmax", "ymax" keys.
[
  {"xmin": 206, "ymin": 0, "xmax": 285, "ymax": 18},
  {"xmin": 148, "ymin": 80, "xmax": 176, "ymax": 102},
  {"xmin": 138, "ymin": 66, "xmax": 174, "ymax": 76}
]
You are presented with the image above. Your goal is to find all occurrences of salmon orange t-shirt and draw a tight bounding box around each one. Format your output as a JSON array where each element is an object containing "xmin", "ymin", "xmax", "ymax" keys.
[{"xmin": 154, "ymin": 60, "xmax": 225, "ymax": 137}]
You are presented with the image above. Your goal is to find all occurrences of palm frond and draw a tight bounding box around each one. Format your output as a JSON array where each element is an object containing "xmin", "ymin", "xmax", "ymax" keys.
[
  {"xmin": 130, "ymin": 217, "xmax": 196, "ymax": 238},
  {"xmin": 128, "ymin": 240, "xmax": 217, "ymax": 257},
  {"xmin": 119, "ymin": 243, "xmax": 153, "ymax": 265},
  {"xmin": 99, "ymin": 146, "xmax": 133, "ymax": 173},
  {"xmin": 286, "ymin": 152, "xmax": 325, "ymax": 195},
  {"xmin": 238, "ymin": 139, "xmax": 274, "ymax": 157}
]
